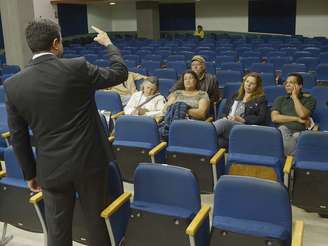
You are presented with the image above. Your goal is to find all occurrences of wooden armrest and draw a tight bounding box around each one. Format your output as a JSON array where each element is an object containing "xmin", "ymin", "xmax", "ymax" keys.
[
  {"xmin": 108, "ymin": 136, "xmax": 115, "ymax": 143},
  {"xmin": 1, "ymin": 131, "xmax": 10, "ymax": 139},
  {"xmin": 186, "ymin": 205, "xmax": 211, "ymax": 236},
  {"xmin": 292, "ymin": 220, "xmax": 304, "ymax": 246},
  {"xmin": 111, "ymin": 111, "xmax": 124, "ymax": 120},
  {"xmin": 29, "ymin": 192, "xmax": 43, "ymax": 204},
  {"xmin": 206, "ymin": 117, "xmax": 213, "ymax": 122},
  {"xmin": 101, "ymin": 192, "xmax": 132, "ymax": 219},
  {"xmin": 210, "ymin": 148, "xmax": 226, "ymax": 165},
  {"xmin": 149, "ymin": 142, "xmax": 167, "ymax": 157},
  {"xmin": 155, "ymin": 116, "xmax": 163, "ymax": 124},
  {"xmin": 0, "ymin": 170, "xmax": 6, "ymax": 178},
  {"xmin": 283, "ymin": 155, "xmax": 294, "ymax": 174}
]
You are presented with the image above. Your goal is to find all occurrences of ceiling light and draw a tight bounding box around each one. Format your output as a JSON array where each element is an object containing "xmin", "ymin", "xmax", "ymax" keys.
[{"xmin": 108, "ymin": 2, "xmax": 116, "ymax": 5}]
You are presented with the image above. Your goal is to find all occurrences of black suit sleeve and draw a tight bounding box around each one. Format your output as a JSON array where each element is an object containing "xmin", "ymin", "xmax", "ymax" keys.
[
  {"xmin": 4, "ymin": 93, "xmax": 36, "ymax": 180},
  {"xmin": 86, "ymin": 44, "xmax": 128, "ymax": 90}
]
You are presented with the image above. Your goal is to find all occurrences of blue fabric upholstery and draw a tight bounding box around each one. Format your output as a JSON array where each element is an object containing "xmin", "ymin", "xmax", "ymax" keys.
[
  {"xmin": 133, "ymin": 164, "xmax": 201, "ymax": 216},
  {"xmin": 227, "ymin": 125, "xmax": 285, "ymax": 182},
  {"xmin": 3, "ymin": 147, "xmax": 25, "ymax": 180},
  {"xmin": 295, "ymin": 131, "xmax": 328, "ymax": 170},
  {"xmin": 95, "ymin": 91, "xmax": 123, "ymax": 114},
  {"xmin": 212, "ymin": 176, "xmax": 292, "ymax": 244},
  {"xmin": 114, "ymin": 115, "xmax": 160, "ymax": 148},
  {"xmin": 168, "ymin": 120, "xmax": 218, "ymax": 155}
]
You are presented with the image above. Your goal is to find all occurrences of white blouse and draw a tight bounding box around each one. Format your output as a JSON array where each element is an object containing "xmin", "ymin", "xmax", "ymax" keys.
[{"xmin": 124, "ymin": 91, "xmax": 166, "ymax": 118}]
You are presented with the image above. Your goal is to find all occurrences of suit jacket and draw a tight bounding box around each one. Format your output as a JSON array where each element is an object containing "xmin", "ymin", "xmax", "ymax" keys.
[{"xmin": 4, "ymin": 45, "xmax": 128, "ymax": 188}]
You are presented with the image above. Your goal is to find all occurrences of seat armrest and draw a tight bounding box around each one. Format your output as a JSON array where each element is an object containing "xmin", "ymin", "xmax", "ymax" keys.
[
  {"xmin": 206, "ymin": 117, "xmax": 213, "ymax": 122},
  {"xmin": 0, "ymin": 170, "xmax": 6, "ymax": 178},
  {"xmin": 149, "ymin": 142, "xmax": 167, "ymax": 163},
  {"xmin": 29, "ymin": 192, "xmax": 43, "ymax": 204},
  {"xmin": 1, "ymin": 131, "xmax": 10, "ymax": 139},
  {"xmin": 210, "ymin": 148, "xmax": 226, "ymax": 166},
  {"xmin": 283, "ymin": 155, "xmax": 294, "ymax": 174},
  {"xmin": 111, "ymin": 111, "xmax": 125, "ymax": 120},
  {"xmin": 292, "ymin": 220, "xmax": 304, "ymax": 246},
  {"xmin": 108, "ymin": 136, "xmax": 115, "ymax": 143},
  {"xmin": 101, "ymin": 192, "xmax": 132, "ymax": 219},
  {"xmin": 186, "ymin": 205, "xmax": 211, "ymax": 236}
]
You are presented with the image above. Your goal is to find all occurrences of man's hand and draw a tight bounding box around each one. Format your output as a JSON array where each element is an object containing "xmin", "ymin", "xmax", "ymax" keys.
[
  {"xmin": 298, "ymin": 117, "xmax": 310, "ymax": 126},
  {"xmin": 291, "ymin": 83, "xmax": 301, "ymax": 99},
  {"xmin": 27, "ymin": 178, "xmax": 42, "ymax": 193},
  {"xmin": 91, "ymin": 26, "xmax": 112, "ymax": 47}
]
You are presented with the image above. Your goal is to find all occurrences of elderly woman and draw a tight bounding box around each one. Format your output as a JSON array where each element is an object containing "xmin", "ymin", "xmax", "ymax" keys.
[
  {"xmin": 213, "ymin": 72, "xmax": 268, "ymax": 148},
  {"xmin": 124, "ymin": 76, "xmax": 166, "ymax": 118}
]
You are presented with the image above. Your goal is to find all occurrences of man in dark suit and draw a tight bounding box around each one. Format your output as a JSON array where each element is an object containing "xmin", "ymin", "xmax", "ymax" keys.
[{"xmin": 4, "ymin": 19, "xmax": 128, "ymax": 246}]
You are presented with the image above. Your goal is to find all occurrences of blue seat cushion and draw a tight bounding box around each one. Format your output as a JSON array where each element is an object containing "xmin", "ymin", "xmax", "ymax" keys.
[
  {"xmin": 0, "ymin": 177, "xmax": 28, "ymax": 188},
  {"xmin": 167, "ymin": 146, "xmax": 215, "ymax": 157},
  {"xmin": 295, "ymin": 161, "xmax": 328, "ymax": 171},
  {"xmin": 131, "ymin": 201, "xmax": 195, "ymax": 219},
  {"xmin": 228, "ymin": 153, "xmax": 282, "ymax": 168},
  {"xmin": 114, "ymin": 140, "xmax": 154, "ymax": 149},
  {"xmin": 213, "ymin": 216, "xmax": 290, "ymax": 241}
]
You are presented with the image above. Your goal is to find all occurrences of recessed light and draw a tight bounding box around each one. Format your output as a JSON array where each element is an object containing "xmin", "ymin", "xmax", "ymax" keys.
[{"xmin": 108, "ymin": 2, "xmax": 116, "ymax": 5}]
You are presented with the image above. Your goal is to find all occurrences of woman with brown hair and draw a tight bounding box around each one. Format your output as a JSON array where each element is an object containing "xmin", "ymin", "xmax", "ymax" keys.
[{"xmin": 213, "ymin": 72, "xmax": 268, "ymax": 148}]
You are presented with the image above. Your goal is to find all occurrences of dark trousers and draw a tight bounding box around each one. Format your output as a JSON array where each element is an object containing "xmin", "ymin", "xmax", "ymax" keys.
[{"xmin": 42, "ymin": 167, "xmax": 111, "ymax": 246}]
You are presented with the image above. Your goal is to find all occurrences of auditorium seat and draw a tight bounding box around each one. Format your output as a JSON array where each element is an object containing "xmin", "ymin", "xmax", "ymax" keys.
[
  {"xmin": 72, "ymin": 161, "xmax": 129, "ymax": 245},
  {"xmin": 95, "ymin": 91, "xmax": 124, "ymax": 121},
  {"xmin": 101, "ymin": 164, "xmax": 210, "ymax": 246},
  {"xmin": 209, "ymin": 175, "xmax": 304, "ymax": 246},
  {"xmin": 290, "ymin": 131, "xmax": 328, "ymax": 217},
  {"xmin": 110, "ymin": 115, "xmax": 166, "ymax": 182},
  {"xmin": 166, "ymin": 120, "xmax": 225, "ymax": 193},
  {"xmin": 225, "ymin": 125, "xmax": 293, "ymax": 184},
  {"xmin": 0, "ymin": 147, "xmax": 47, "ymax": 246}
]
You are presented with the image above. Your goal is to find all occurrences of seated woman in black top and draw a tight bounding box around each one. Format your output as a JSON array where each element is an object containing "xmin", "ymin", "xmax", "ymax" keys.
[{"xmin": 213, "ymin": 72, "xmax": 268, "ymax": 148}]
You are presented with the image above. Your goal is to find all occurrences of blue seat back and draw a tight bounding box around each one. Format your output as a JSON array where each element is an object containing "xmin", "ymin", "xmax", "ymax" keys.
[
  {"xmin": 4, "ymin": 147, "xmax": 25, "ymax": 179},
  {"xmin": 169, "ymin": 120, "xmax": 218, "ymax": 156},
  {"xmin": 134, "ymin": 164, "xmax": 201, "ymax": 213},
  {"xmin": 229, "ymin": 125, "xmax": 284, "ymax": 161},
  {"xmin": 158, "ymin": 78, "xmax": 175, "ymax": 98},
  {"xmin": 95, "ymin": 91, "xmax": 123, "ymax": 114},
  {"xmin": 295, "ymin": 131, "xmax": 328, "ymax": 163},
  {"xmin": 213, "ymin": 175, "xmax": 291, "ymax": 242},
  {"xmin": 114, "ymin": 115, "xmax": 160, "ymax": 148},
  {"xmin": 264, "ymin": 85, "xmax": 286, "ymax": 106}
]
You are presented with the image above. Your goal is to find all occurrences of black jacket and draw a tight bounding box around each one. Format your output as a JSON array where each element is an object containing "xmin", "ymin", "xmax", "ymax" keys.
[
  {"xmin": 4, "ymin": 45, "xmax": 128, "ymax": 188},
  {"xmin": 223, "ymin": 95, "xmax": 268, "ymax": 125}
]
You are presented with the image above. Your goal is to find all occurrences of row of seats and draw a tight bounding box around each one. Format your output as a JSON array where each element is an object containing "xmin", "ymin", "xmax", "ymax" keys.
[{"xmin": 0, "ymin": 146, "xmax": 304, "ymax": 246}]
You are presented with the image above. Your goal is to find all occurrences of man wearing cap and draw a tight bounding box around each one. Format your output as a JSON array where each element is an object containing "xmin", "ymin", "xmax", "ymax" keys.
[
  {"xmin": 271, "ymin": 73, "xmax": 316, "ymax": 155},
  {"xmin": 170, "ymin": 55, "xmax": 220, "ymax": 104}
]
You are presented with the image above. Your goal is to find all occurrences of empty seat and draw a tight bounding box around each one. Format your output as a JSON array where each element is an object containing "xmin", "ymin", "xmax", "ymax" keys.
[
  {"xmin": 316, "ymin": 64, "xmax": 328, "ymax": 83},
  {"xmin": 281, "ymin": 64, "xmax": 307, "ymax": 81},
  {"xmin": 111, "ymin": 115, "xmax": 166, "ymax": 182},
  {"xmin": 159, "ymin": 78, "xmax": 176, "ymax": 98},
  {"xmin": 226, "ymin": 125, "xmax": 291, "ymax": 183},
  {"xmin": 0, "ymin": 147, "xmax": 47, "ymax": 245},
  {"xmin": 152, "ymin": 68, "xmax": 177, "ymax": 80},
  {"xmin": 101, "ymin": 164, "xmax": 210, "ymax": 246},
  {"xmin": 167, "ymin": 61, "xmax": 187, "ymax": 76},
  {"xmin": 291, "ymin": 131, "xmax": 328, "ymax": 216},
  {"xmin": 166, "ymin": 120, "xmax": 225, "ymax": 192},
  {"xmin": 216, "ymin": 70, "xmax": 243, "ymax": 88},
  {"xmin": 249, "ymin": 63, "xmax": 275, "ymax": 75},
  {"xmin": 209, "ymin": 175, "xmax": 303, "ymax": 246}
]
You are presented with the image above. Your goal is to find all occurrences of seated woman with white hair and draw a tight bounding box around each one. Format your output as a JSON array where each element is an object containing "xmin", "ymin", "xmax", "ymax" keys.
[{"xmin": 124, "ymin": 76, "xmax": 166, "ymax": 118}]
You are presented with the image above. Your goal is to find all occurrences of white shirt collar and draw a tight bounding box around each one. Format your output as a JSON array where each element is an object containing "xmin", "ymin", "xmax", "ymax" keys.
[{"xmin": 32, "ymin": 52, "xmax": 54, "ymax": 60}]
